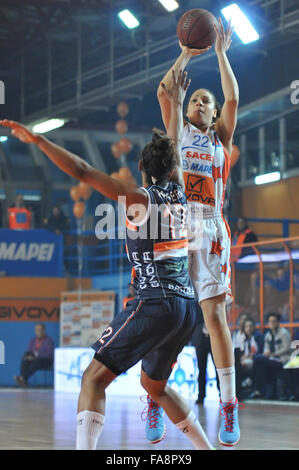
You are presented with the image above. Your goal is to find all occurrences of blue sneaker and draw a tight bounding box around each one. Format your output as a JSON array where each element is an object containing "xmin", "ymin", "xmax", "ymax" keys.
[
  {"xmin": 218, "ymin": 398, "xmax": 241, "ymax": 447},
  {"xmin": 141, "ymin": 395, "xmax": 166, "ymax": 444}
]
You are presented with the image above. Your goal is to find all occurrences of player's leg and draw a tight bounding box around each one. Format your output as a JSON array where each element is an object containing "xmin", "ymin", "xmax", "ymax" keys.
[
  {"xmin": 200, "ymin": 294, "xmax": 240, "ymax": 446},
  {"xmin": 201, "ymin": 294, "xmax": 235, "ymax": 397},
  {"xmin": 191, "ymin": 216, "xmax": 240, "ymax": 446},
  {"xmin": 140, "ymin": 370, "xmax": 214, "ymax": 450},
  {"xmin": 76, "ymin": 358, "xmax": 116, "ymax": 450}
]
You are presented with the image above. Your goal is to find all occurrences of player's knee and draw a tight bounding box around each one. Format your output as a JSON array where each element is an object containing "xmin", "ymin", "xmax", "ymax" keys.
[
  {"xmin": 81, "ymin": 367, "xmax": 94, "ymax": 391},
  {"xmin": 140, "ymin": 374, "xmax": 166, "ymax": 401},
  {"xmin": 81, "ymin": 363, "xmax": 104, "ymax": 392},
  {"xmin": 205, "ymin": 309, "xmax": 227, "ymax": 331},
  {"xmin": 146, "ymin": 387, "xmax": 166, "ymax": 403},
  {"xmin": 140, "ymin": 373, "xmax": 150, "ymax": 393}
]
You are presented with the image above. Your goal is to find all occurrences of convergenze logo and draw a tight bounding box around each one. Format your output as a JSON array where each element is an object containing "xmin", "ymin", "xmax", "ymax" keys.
[{"xmin": 0, "ymin": 341, "xmax": 5, "ymax": 365}]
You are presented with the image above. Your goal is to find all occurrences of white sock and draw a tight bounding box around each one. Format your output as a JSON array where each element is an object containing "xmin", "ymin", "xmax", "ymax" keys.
[
  {"xmin": 216, "ymin": 366, "xmax": 236, "ymax": 403},
  {"xmin": 76, "ymin": 410, "xmax": 105, "ymax": 450},
  {"xmin": 175, "ymin": 410, "xmax": 213, "ymax": 450}
]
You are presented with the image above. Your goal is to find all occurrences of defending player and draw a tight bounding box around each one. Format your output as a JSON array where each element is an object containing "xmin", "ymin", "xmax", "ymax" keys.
[
  {"xmin": 155, "ymin": 18, "xmax": 241, "ymax": 447},
  {"xmin": 0, "ymin": 69, "xmax": 214, "ymax": 450}
]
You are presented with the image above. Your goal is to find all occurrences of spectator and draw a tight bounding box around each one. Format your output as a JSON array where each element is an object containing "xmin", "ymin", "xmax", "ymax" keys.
[
  {"xmin": 8, "ymin": 194, "xmax": 32, "ymax": 230},
  {"xmin": 232, "ymin": 312, "xmax": 249, "ymax": 350},
  {"xmin": 249, "ymin": 313, "xmax": 291, "ymax": 399},
  {"xmin": 122, "ymin": 283, "xmax": 136, "ymax": 310},
  {"xmin": 14, "ymin": 323, "xmax": 54, "ymax": 387},
  {"xmin": 43, "ymin": 205, "xmax": 69, "ymax": 235},
  {"xmin": 281, "ymin": 346, "xmax": 299, "ymax": 401},
  {"xmin": 281, "ymin": 295, "xmax": 299, "ymax": 322},
  {"xmin": 235, "ymin": 317, "xmax": 264, "ymax": 397},
  {"xmin": 249, "ymin": 265, "xmax": 291, "ymax": 311},
  {"xmin": 231, "ymin": 217, "xmax": 258, "ymax": 261},
  {"xmin": 191, "ymin": 321, "xmax": 220, "ymax": 404},
  {"xmin": 233, "ymin": 312, "xmax": 249, "ymax": 398}
]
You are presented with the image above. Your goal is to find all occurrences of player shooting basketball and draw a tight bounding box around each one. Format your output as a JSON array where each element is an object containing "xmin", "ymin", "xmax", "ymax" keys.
[{"xmin": 155, "ymin": 16, "xmax": 241, "ymax": 447}]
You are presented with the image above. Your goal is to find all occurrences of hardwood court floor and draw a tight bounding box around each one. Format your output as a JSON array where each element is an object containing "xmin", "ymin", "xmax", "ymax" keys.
[{"xmin": 0, "ymin": 389, "xmax": 298, "ymax": 450}]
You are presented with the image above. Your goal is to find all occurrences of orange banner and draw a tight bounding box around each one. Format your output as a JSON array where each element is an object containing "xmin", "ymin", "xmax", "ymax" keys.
[{"xmin": 0, "ymin": 298, "xmax": 59, "ymax": 322}]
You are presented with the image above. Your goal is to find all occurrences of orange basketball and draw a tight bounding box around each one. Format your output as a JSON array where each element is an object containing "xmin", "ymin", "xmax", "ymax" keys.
[{"xmin": 177, "ymin": 9, "xmax": 217, "ymax": 49}]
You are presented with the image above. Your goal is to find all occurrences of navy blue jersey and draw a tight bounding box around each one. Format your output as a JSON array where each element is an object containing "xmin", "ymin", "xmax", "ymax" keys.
[{"xmin": 125, "ymin": 182, "xmax": 194, "ymax": 300}]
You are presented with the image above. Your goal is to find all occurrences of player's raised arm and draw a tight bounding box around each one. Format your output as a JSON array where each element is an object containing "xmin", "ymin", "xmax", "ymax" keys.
[
  {"xmin": 213, "ymin": 18, "xmax": 239, "ymax": 153},
  {"xmin": 0, "ymin": 119, "xmax": 147, "ymax": 208},
  {"xmin": 157, "ymin": 43, "xmax": 210, "ymax": 131},
  {"xmin": 160, "ymin": 69, "xmax": 191, "ymax": 190}
]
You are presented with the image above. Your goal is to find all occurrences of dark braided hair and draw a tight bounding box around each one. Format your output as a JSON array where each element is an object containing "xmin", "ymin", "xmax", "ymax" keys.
[{"xmin": 141, "ymin": 129, "xmax": 176, "ymax": 186}]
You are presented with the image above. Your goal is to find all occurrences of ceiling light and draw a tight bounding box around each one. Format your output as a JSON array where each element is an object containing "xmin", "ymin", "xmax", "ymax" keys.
[
  {"xmin": 157, "ymin": 0, "xmax": 179, "ymax": 12},
  {"xmin": 221, "ymin": 3, "xmax": 259, "ymax": 44},
  {"xmin": 118, "ymin": 10, "xmax": 140, "ymax": 29},
  {"xmin": 32, "ymin": 119, "xmax": 66, "ymax": 134},
  {"xmin": 255, "ymin": 171, "xmax": 280, "ymax": 185}
]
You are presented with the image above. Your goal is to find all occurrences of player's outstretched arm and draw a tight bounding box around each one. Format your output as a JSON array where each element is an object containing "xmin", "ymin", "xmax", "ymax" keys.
[
  {"xmin": 213, "ymin": 18, "xmax": 239, "ymax": 153},
  {"xmin": 160, "ymin": 69, "xmax": 191, "ymax": 190},
  {"xmin": 157, "ymin": 43, "xmax": 211, "ymax": 130},
  {"xmin": 0, "ymin": 119, "xmax": 147, "ymax": 208}
]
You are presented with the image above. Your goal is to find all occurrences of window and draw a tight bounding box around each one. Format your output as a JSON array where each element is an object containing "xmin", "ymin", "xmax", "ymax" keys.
[
  {"xmin": 285, "ymin": 110, "xmax": 299, "ymax": 171},
  {"xmin": 265, "ymin": 121, "xmax": 279, "ymax": 173}
]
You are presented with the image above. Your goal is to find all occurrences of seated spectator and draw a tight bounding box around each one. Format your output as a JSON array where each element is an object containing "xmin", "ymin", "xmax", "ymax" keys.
[
  {"xmin": 235, "ymin": 317, "xmax": 264, "ymax": 395},
  {"xmin": 231, "ymin": 217, "xmax": 258, "ymax": 261},
  {"xmin": 249, "ymin": 313, "xmax": 291, "ymax": 399},
  {"xmin": 14, "ymin": 323, "xmax": 54, "ymax": 387},
  {"xmin": 241, "ymin": 318, "xmax": 264, "ymax": 365},
  {"xmin": 232, "ymin": 312, "xmax": 249, "ymax": 350},
  {"xmin": 122, "ymin": 283, "xmax": 136, "ymax": 310},
  {"xmin": 8, "ymin": 194, "xmax": 32, "ymax": 230},
  {"xmin": 43, "ymin": 205, "xmax": 69, "ymax": 235},
  {"xmin": 281, "ymin": 347, "xmax": 299, "ymax": 401}
]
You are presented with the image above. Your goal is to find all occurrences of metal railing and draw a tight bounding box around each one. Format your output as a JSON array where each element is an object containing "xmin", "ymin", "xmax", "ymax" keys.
[
  {"xmin": 63, "ymin": 218, "xmax": 299, "ymax": 276},
  {"xmin": 230, "ymin": 236, "xmax": 299, "ymax": 338}
]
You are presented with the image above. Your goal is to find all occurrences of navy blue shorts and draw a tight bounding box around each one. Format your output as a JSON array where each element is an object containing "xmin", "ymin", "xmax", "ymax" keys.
[{"xmin": 92, "ymin": 296, "xmax": 201, "ymax": 381}]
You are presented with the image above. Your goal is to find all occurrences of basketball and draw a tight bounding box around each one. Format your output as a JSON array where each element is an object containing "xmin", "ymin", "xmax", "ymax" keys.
[{"xmin": 177, "ymin": 9, "xmax": 218, "ymax": 49}]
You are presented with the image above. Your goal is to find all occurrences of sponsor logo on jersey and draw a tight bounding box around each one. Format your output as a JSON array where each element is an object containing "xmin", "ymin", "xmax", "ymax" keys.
[
  {"xmin": 186, "ymin": 174, "xmax": 206, "ymax": 194},
  {"xmin": 184, "ymin": 151, "xmax": 214, "ymax": 162},
  {"xmin": 184, "ymin": 173, "xmax": 215, "ymax": 207},
  {"xmin": 190, "ymin": 162, "xmax": 212, "ymax": 174},
  {"xmin": 167, "ymin": 283, "xmax": 194, "ymax": 295},
  {"xmin": 183, "ymin": 160, "xmax": 189, "ymax": 170}
]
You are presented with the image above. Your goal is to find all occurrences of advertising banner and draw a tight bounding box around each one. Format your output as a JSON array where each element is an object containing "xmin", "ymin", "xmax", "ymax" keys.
[
  {"xmin": 0, "ymin": 229, "xmax": 63, "ymax": 276},
  {"xmin": 60, "ymin": 291, "xmax": 115, "ymax": 347},
  {"xmin": 0, "ymin": 298, "xmax": 59, "ymax": 322},
  {"xmin": 54, "ymin": 346, "xmax": 219, "ymax": 400}
]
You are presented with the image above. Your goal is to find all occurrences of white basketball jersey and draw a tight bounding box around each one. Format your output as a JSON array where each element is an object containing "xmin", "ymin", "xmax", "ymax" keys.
[{"xmin": 181, "ymin": 121, "xmax": 230, "ymax": 217}]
